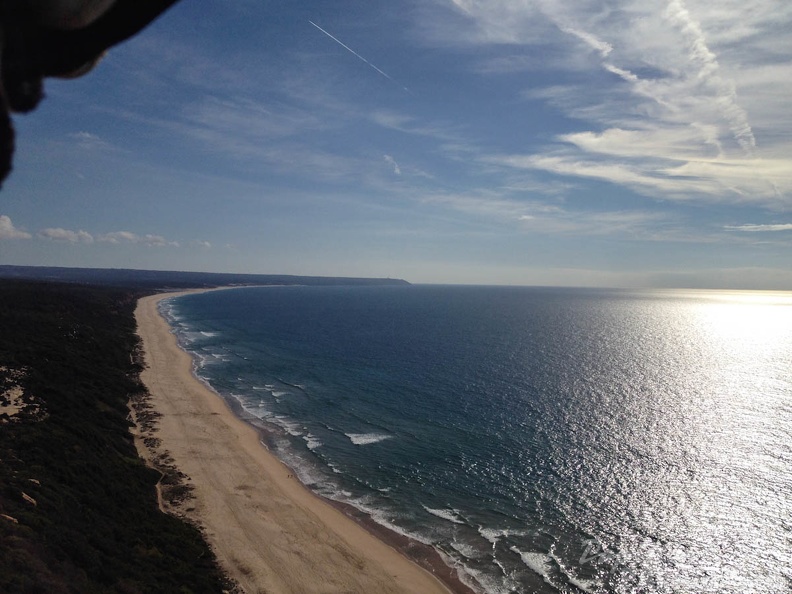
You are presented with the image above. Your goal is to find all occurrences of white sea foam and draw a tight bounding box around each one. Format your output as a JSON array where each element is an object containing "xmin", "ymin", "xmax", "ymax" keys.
[
  {"xmin": 477, "ymin": 526, "xmax": 530, "ymax": 546},
  {"xmin": 200, "ymin": 331, "xmax": 218, "ymax": 337},
  {"xmin": 304, "ymin": 433, "xmax": 323, "ymax": 450},
  {"xmin": 345, "ymin": 432, "xmax": 392, "ymax": 445},
  {"xmin": 478, "ymin": 527, "xmax": 500, "ymax": 546},
  {"xmin": 274, "ymin": 444, "xmax": 332, "ymax": 487},
  {"xmin": 551, "ymin": 551, "xmax": 597, "ymax": 593},
  {"xmin": 457, "ymin": 564, "xmax": 513, "ymax": 594},
  {"xmin": 566, "ymin": 574, "xmax": 597, "ymax": 593},
  {"xmin": 510, "ymin": 547, "xmax": 555, "ymax": 586},
  {"xmin": 449, "ymin": 540, "xmax": 483, "ymax": 560},
  {"xmin": 196, "ymin": 352, "xmax": 229, "ymax": 366},
  {"xmin": 422, "ymin": 505, "xmax": 467, "ymax": 525},
  {"xmin": 272, "ymin": 416, "xmax": 304, "ymax": 436},
  {"xmin": 340, "ymin": 500, "xmax": 434, "ymax": 546},
  {"xmin": 249, "ymin": 404, "xmax": 273, "ymax": 420},
  {"xmin": 241, "ymin": 400, "xmax": 271, "ymax": 418}
]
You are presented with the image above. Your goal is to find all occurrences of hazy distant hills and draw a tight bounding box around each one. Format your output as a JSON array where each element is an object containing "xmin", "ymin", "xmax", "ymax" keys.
[{"xmin": 0, "ymin": 265, "xmax": 410, "ymax": 289}]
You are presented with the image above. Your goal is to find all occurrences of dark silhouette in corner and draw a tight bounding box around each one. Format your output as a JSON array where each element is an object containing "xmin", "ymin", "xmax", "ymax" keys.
[{"xmin": 0, "ymin": 0, "xmax": 181, "ymax": 187}]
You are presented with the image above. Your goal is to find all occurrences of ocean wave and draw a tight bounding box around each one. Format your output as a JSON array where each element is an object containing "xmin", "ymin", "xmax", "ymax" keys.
[
  {"xmin": 273, "ymin": 416, "xmax": 304, "ymax": 437},
  {"xmin": 422, "ymin": 505, "xmax": 467, "ymax": 525},
  {"xmin": 345, "ymin": 432, "xmax": 392, "ymax": 446},
  {"xmin": 241, "ymin": 400, "xmax": 271, "ymax": 419},
  {"xmin": 272, "ymin": 440, "xmax": 337, "ymax": 488},
  {"xmin": 552, "ymin": 553, "xmax": 597, "ymax": 593},
  {"xmin": 304, "ymin": 433, "xmax": 323, "ymax": 450},
  {"xmin": 194, "ymin": 352, "xmax": 230, "ymax": 368},
  {"xmin": 449, "ymin": 539, "xmax": 485, "ymax": 560},
  {"xmin": 457, "ymin": 564, "xmax": 515, "ymax": 594},
  {"xmin": 510, "ymin": 547, "xmax": 556, "ymax": 587},
  {"xmin": 341, "ymin": 498, "xmax": 435, "ymax": 546},
  {"xmin": 277, "ymin": 378, "xmax": 308, "ymax": 393},
  {"xmin": 477, "ymin": 526, "xmax": 531, "ymax": 546}
]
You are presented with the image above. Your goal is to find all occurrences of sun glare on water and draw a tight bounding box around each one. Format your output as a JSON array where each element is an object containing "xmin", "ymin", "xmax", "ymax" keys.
[{"xmin": 626, "ymin": 289, "xmax": 792, "ymax": 592}]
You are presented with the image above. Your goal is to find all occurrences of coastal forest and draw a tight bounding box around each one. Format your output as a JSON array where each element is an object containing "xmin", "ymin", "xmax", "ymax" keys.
[{"xmin": 0, "ymin": 281, "xmax": 229, "ymax": 593}]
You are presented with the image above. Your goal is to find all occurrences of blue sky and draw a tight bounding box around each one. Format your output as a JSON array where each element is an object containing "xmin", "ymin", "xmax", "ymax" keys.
[{"xmin": 1, "ymin": 0, "xmax": 791, "ymax": 287}]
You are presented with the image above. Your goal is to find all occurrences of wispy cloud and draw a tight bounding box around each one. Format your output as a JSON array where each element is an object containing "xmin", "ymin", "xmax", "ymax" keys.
[
  {"xmin": 0, "ymin": 215, "xmax": 31, "ymax": 240},
  {"xmin": 419, "ymin": 190, "xmax": 678, "ymax": 238},
  {"xmin": 383, "ymin": 154, "xmax": 402, "ymax": 175},
  {"xmin": 68, "ymin": 131, "xmax": 119, "ymax": 153},
  {"xmin": 369, "ymin": 109, "xmax": 463, "ymax": 144},
  {"xmin": 561, "ymin": 26, "xmax": 612, "ymax": 58},
  {"xmin": 725, "ymin": 223, "xmax": 792, "ymax": 232},
  {"xmin": 182, "ymin": 96, "xmax": 322, "ymax": 144},
  {"xmin": 485, "ymin": 151, "xmax": 792, "ymax": 207},
  {"xmin": 428, "ymin": 0, "xmax": 792, "ymax": 207},
  {"xmin": 98, "ymin": 231, "xmax": 179, "ymax": 247},
  {"xmin": 663, "ymin": 0, "xmax": 756, "ymax": 154},
  {"xmin": 423, "ymin": 190, "xmax": 557, "ymax": 222},
  {"xmin": 38, "ymin": 228, "xmax": 94, "ymax": 243}
]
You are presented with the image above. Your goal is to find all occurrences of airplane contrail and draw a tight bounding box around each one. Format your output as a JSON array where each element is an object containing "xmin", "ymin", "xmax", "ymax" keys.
[{"xmin": 308, "ymin": 20, "xmax": 412, "ymax": 94}]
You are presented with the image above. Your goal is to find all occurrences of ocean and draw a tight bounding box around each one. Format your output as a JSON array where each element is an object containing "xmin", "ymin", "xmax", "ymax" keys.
[{"xmin": 160, "ymin": 285, "xmax": 791, "ymax": 594}]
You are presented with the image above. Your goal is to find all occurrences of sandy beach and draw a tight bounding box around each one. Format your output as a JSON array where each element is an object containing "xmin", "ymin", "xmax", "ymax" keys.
[{"xmin": 133, "ymin": 291, "xmax": 456, "ymax": 594}]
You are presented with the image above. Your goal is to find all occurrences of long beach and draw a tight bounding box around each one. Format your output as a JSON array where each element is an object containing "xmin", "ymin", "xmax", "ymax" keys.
[{"xmin": 133, "ymin": 291, "xmax": 454, "ymax": 594}]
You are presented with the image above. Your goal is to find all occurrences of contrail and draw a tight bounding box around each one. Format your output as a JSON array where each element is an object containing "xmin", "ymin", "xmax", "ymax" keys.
[
  {"xmin": 309, "ymin": 20, "xmax": 412, "ymax": 94},
  {"xmin": 665, "ymin": 0, "xmax": 756, "ymax": 155}
]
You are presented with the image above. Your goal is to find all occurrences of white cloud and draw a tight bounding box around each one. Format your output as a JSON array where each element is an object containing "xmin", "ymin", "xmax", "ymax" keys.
[
  {"xmin": 369, "ymin": 109, "xmax": 463, "ymax": 144},
  {"xmin": 561, "ymin": 26, "xmax": 612, "ymax": 58},
  {"xmin": 420, "ymin": 190, "xmax": 676, "ymax": 238},
  {"xmin": 383, "ymin": 154, "xmax": 402, "ymax": 175},
  {"xmin": 432, "ymin": 0, "xmax": 792, "ymax": 207},
  {"xmin": 98, "ymin": 231, "xmax": 138, "ymax": 244},
  {"xmin": 70, "ymin": 131, "xmax": 111, "ymax": 150},
  {"xmin": 725, "ymin": 223, "xmax": 792, "ymax": 232},
  {"xmin": 486, "ymin": 145, "xmax": 792, "ymax": 207},
  {"xmin": 487, "ymin": 153, "xmax": 719, "ymax": 198},
  {"xmin": 38, "ymin": 228, "xmax": 94, "ymax": 243},
  {"xmin": 423, "ymin": 190, "xmax": 561, "ymax": 222},
  {"xmin": 182, "ymin": 96, "xmax": 322, "ymax": 145},
  {"xmin": 97, "ymin": 231, "xmax": 179, "ymax": 247},
  {"xmin": 663, "ymin": 0, "xmax": 756, "ymax": 154},
  {"xmin": 0, "ymin": 215, "xmax": 31, "ymax": 240},
  {"xmin": 370, "ymin": 110, "xmax": 415, "ymax": 130},
  {"xmin": 141, "ymin": 234, "xmax": 178, "ymax": 248}
]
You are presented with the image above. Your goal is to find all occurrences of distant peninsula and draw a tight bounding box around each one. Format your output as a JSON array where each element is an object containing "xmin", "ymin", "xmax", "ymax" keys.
[{"xmin": 0, "ymin": 265, "xmax": 411, "ymax": 289}]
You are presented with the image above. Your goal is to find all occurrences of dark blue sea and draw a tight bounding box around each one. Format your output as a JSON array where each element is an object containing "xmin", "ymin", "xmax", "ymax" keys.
[{"xmin": 160, "ymin": 285, "xmax": 792, "ymax": 594}]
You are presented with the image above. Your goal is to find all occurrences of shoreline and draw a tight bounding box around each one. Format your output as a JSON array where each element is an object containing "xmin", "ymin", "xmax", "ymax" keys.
[{"xmin": 133, "ymin": 289, "xmax": 473, "ymax": 594}]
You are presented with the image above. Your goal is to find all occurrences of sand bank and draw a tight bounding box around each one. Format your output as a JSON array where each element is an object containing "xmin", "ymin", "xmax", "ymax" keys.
[{"xmin": 134, "ymin": 291, "xmax": 458, "ymax": 594}]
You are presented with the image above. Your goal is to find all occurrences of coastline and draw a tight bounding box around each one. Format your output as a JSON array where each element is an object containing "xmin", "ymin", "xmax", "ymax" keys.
[{"xmin": 133, "ymin": 290, "xmax": 467, "ymax": 594}]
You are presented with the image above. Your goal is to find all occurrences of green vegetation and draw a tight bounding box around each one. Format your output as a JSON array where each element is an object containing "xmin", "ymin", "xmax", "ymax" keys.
[{"xmin": 0, "ymin": 281, "xmax": 230, "ymax": 593}]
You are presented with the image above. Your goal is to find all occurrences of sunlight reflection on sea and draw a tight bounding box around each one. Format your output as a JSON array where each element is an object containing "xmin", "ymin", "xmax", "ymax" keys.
[{"xmin": 165, "ymin": 287, "xmax": 792, "ymax": 593}]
